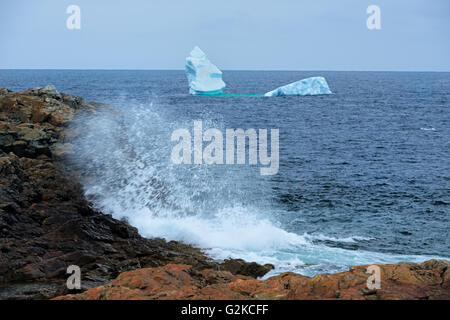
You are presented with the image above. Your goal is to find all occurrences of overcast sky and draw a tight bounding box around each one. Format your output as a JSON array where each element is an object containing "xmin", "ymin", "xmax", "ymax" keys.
[{"xmin": 1, "ymin": 0, "xmax": 449, "ymax": 71}]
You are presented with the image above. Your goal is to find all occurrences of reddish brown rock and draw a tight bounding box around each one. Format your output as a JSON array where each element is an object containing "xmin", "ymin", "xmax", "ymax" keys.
[
  {"xmin": 56, "ymin": 259, "xmax": 450, "ymax": 300},
  {"xmin": 55, "ymin": 264, "xmax": 252, "ymax": 300}
]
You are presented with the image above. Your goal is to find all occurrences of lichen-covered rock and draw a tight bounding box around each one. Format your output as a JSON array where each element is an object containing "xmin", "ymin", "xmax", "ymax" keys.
[
  {"xmin": 55, "ymin": 264, "xmax": 252, "ymax": 300},
  {"xmin": 56, "ymin": 259, "xmax": 450, "ymax": 300}
]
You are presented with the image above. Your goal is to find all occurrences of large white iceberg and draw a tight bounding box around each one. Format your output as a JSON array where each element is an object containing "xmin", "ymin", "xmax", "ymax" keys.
[
  {"xmin": 185, "ymin": 46, "xmax": 226, "ymax": 95},
  {"xmin": 264, "ymin": 76, "xmax": 332, "ymax": 97}
]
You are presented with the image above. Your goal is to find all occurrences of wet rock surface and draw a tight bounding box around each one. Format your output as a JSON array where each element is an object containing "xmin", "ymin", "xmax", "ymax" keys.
[
  {"xmin": 56, "ymin": 259, "xmax": 450, "ymax": 300},
  {"xmin": 0, "ymin": 86, "xmax": 269, "ymax": 299},
  {"xmin": 219, "ymin": 259, "xmax": 274, "ymax": 278}
]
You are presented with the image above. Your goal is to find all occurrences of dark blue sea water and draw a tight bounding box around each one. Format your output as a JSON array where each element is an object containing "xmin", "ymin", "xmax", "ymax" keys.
[{"xmin": 1, "ymin": 70, "xmax": 449, "ymax": 276}]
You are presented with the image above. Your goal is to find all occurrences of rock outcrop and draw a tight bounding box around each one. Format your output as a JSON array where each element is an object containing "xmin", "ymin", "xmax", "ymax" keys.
[
  {"xmin": 0, "ymin": 86, "xmax": 269, "ymax": 299},
  {"xmin": 56, "ymin": 259, "xmax": 450, "ymax": 300}
]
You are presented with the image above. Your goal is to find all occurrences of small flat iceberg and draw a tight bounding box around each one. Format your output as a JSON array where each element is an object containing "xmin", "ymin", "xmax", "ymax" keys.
[
  {"xmin": 185, "ymin": 46, "xmax": 226, "ymax": 95},
  {"xmin": 264, "ymin": 76, "xmax": 332, "ymax": 97}
]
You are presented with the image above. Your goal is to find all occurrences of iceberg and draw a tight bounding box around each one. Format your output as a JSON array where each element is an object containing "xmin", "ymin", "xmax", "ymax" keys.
[
  {"xmin": 264, "ymin": 76, "xmax": 332, "ymax": 97},
  {"xmin": 184, "ymin": 47, "xmax": 331, "ymax": 97},
  {"xmin": 185, "ymin": 46, "xmax": 226, "ymax": 95}
]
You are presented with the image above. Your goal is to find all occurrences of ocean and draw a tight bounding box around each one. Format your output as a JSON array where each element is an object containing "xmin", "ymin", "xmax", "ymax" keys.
[{"xmin": 1, "ymin": 70, "xmax": 449, "ymax": 277}]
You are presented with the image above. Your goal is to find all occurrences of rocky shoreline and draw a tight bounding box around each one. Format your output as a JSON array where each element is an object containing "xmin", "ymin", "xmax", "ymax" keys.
[
  {"xmin": 0, "ymin": 86, "xmax": 449, "ymax": 300},
  {"xmin": 56, "ymin": 260, "xmax": 450, "ymax": 300}
]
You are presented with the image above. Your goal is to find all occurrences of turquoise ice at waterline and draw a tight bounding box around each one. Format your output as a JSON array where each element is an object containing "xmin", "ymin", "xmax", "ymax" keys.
[{"xmin": 185, "ymin": 46, "xmax": 332, "ymax": 97}]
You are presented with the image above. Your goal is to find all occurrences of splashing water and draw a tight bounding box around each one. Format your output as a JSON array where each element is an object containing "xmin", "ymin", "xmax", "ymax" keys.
[{"xmin": 68, "ymin": 98, "xmax": 440, "ymax": 277}]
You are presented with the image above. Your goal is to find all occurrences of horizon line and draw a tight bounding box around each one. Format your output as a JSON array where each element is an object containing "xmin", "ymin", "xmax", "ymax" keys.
[{"xmin": 0, "ymin": 68, "xmax": 449, "ymax": 73}]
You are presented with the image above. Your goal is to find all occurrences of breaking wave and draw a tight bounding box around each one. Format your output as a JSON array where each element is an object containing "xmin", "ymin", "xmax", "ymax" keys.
[{"xmin": 67, "ymin": 98, "xmax": 438, "ymax": 277}]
